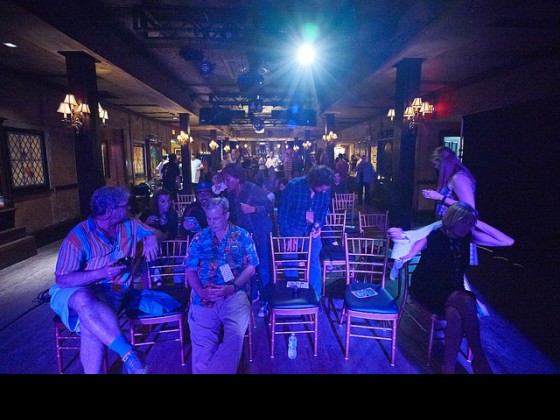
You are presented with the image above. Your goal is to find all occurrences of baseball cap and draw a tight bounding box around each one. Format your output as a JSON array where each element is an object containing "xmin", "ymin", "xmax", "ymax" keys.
[{"xmin": 196, "ymin": 182, "xmax": 212, "ymax": 193}]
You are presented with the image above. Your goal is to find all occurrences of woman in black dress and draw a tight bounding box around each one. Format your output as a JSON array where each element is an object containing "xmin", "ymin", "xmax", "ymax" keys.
[{"xmin": 388, "ymin": 202, "xmax": 514, "ymax": 374}]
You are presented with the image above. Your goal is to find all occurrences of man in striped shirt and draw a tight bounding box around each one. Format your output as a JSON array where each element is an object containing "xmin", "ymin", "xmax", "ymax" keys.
[{"xmin": 49, "ymin": 186, "xmax": 164, "ymax": 374}]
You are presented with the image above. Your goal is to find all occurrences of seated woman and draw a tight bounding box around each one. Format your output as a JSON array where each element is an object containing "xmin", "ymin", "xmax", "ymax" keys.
[
  {"xmin": 139, "ymin": 188, "xmax": 178, "ymax": 240},
  {"xmin": 139, "ymin": 188, "xmax": 179, "ymax": 287},
  {"xmin": 388, "ymin": 202, "xmax": 514, "ymax": 374}
]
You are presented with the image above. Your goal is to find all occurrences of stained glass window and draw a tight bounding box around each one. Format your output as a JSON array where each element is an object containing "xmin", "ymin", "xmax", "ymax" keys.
[{"xmin": 6, "ymin": 130, "xmax": 49, "ymax": 190}]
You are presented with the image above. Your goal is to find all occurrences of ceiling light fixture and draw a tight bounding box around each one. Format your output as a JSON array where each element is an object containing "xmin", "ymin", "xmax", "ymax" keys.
[{"xmin": 323, "ymin": 131, "xmax": 337, "ymax": 143}]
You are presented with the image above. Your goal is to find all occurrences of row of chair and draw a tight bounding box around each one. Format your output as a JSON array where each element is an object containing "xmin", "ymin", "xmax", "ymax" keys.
[
  {"xmin": 55, "ymin": 214, "xmax": 466, "ymax": 372},
  {"xmin": 53, "ymin": 237, "xmax": 254, "ymax": 373}
]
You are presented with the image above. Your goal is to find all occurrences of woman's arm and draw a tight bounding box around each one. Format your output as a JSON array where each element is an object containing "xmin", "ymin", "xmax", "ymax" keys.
[
  {"xmin": 449, "ymin": 172, "xmax": 475, "ymax": 208},
  {"xmin": 472, "ymin": 220, "xmax": 514, "ymax": 247}
]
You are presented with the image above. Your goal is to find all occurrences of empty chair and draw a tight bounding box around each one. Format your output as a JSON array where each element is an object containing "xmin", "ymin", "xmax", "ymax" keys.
[
  {"xmin": 174, "ymin": 193, "xmax": 195, "ymax": 215},
  {"xmin": 320, "ymin": 210, "xmax": 347, "ymax": 297},
  {"xmin": 126, "ymin": 238, "xmax": 190, "ymax": 366},
  {"xmin": 358, "ymin": 210, "xmax": 389, "ymax": 238},
  {"xmin": 268, "ymin": 234, "xmax": 319, "ymax": 358},
  {"xmin": 333, "ymin": 192, "xmax": 355, "ymax": 223},
  {"xmin": 340, "ymin": 234, "xmax": 400, "ymax": 365}
]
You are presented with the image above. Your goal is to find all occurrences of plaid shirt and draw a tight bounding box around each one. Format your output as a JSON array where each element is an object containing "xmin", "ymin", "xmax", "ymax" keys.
[{"xmin": 278, "ymin": 175, "xmax": 331, "ymax": 236}]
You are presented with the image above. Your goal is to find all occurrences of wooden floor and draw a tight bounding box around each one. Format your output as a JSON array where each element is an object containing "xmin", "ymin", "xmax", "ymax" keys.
[{"xmin": 0, "ymin": 203, "xmax": 558, "ymax": 375}]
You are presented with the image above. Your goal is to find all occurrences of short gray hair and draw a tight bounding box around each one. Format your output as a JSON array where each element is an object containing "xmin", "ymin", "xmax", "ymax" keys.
[
  {"xmin": 90, "ymin": 186, "xmax": 130, "ymax": 216},
  {"xmin": 205, "ymin": 196, "xmax": 229, "ymax": 214}
]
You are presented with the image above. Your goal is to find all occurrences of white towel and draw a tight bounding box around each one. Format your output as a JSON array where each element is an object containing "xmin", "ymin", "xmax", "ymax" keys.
[{"xmin": 389, "ymin": 221, "xmax": 442, "ymax": 280}]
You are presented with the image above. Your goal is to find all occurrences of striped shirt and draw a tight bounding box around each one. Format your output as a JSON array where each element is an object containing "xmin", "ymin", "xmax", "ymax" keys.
[{"xmin": 54, "ymin": 217, "xmax": 154, "ymax": 291}]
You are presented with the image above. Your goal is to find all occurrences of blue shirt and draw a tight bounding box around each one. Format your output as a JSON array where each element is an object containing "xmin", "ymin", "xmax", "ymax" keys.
[
  {"xmin": 277, "ymin": 175, "xmax": 331, "ymax": 236},
  {"xmin": 186, "ymin": 222, "xmax": 259, "ymax": 305}
]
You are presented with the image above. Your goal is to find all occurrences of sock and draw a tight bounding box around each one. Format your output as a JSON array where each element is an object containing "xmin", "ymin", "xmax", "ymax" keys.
[{"xmin": 109, "ymin": 335, "xmax": 133, "ymax": 359}]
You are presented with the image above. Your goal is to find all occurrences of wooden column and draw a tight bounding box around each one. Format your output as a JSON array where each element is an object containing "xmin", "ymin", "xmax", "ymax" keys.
[
  {"xmin": 61, "ymin": 51, "xmax": 104, "ymax": 220},
  {"xmin": 390, "ymin": 58, "xmax": 423, "ymax": 229},
  {"xmin": 324, "ymin": 113, "xmax": 336, "ymax": 168},
  {"xmin": 179, "ymin": 113, "xmax": 191, "ymax": 192}
]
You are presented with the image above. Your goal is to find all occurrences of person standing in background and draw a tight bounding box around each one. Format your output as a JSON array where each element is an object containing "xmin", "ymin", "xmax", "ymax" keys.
[
  {"xmin": 222, "ymin": 163, "xmax": 274, "ymax": 318},
  {"xmin": 354, "ymin": 154, "xmax": 376, "ymax": 205},
  {"xmin": 161, "ymin": 153, "xmax": 181, "ymax": 202},
  {"xmin": 190, "ymin": 154, "xmax": 203, "ymax": 194},
  {"xmin": 277, "ymin": 165, "xmax": 334, "ymax": 302},
  {"xmin": 421, "ymin": 146, "xmax": 476, "ymax": 218}
]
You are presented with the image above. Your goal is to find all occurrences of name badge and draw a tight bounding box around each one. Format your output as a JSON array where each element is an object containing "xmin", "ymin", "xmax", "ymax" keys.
[
  {"xmin": 305, "ymin": 211, "xmax": 314, "ymax": 224},
  {"xmin": 219, "ymin": 264, "xmax": 235, "ymax": 282}
]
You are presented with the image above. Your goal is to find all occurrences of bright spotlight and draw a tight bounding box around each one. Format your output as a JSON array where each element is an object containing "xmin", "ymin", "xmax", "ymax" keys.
[{"xmin": 297, "ymin": 44, "xmax": 316, "ymax": 65}]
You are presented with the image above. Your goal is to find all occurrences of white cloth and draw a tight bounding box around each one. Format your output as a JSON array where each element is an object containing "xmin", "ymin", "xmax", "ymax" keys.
[
  {"xmin": 190, "ymin": 158, "xmax": 203, "ymax": 184},
  {"xmin": 389, "ymin": 221, "xmax": 441, "ymax": 280}
]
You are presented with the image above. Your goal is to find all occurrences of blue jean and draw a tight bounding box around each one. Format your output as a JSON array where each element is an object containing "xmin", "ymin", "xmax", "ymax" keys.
[
  {"xmin": 253, "ymin": 233, "xmax": 272, "ymax": 304},
  {"xmin": 282, "ymin": 236, "xmax": 322, "ymax": 299}
]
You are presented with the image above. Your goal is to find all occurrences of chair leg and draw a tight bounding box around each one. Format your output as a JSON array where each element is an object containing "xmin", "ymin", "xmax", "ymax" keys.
[
  {"xmin": 270, "ymin": 312, "xmax": 276, "ymax": 359},
  {"xmin": 426, "ymin": 317, "xmax": 436, "ymax": 367},
  {"xmin": 344, "ymin": 315, "xmax": 351, "ymax": 359},
  {"xmin": 390, "ymin": 320, "xmax": 397, "ymax": 366},
  {"xmin": 313, "ymin": 313, "xmax": 318, "ymax": 357}
]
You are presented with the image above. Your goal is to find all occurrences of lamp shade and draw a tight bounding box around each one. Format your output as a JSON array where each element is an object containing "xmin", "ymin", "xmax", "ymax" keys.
[{"xmin": 63, "ymin": 94, "xmax": 78, "ymax": 107}]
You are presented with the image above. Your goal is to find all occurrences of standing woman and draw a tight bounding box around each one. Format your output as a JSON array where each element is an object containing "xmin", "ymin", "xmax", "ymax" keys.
[
  {"xmin": 422, "ymin": 146, "xmax": 476, "ymax": 217},
  {"xmin": 222, "ymin": 163, "xmax": 274, "ymax": 318}
]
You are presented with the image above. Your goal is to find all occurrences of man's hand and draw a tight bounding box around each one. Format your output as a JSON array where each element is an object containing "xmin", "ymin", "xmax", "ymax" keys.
[
  {"xmin": 142, "ymin": 234, "xmax": 160, "ymax": 262},
  {"xmin": 240, "ymin": 202, "xmax": 256, "ymax": 214}
]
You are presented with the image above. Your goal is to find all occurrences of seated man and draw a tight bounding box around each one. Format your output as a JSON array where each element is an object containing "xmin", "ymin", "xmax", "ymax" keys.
[
  {"xmin": 179, "ymin": 182, "xmax": 212, "ymax": 240},
  {"xmin": 185, "ymin": 197, "xmax": 258, "ymax": 374},
  {"xmin": 49, "ymin": 186, "xmax": 163, "ymax": 374}
]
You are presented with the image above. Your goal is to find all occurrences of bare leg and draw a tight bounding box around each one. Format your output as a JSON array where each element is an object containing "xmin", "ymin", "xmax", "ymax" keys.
[
  {"xmin": 444, "ymin": 290, "xmax": 492, "ymax": 374},
  {"xmin": 442, "ymin": 304, "xmax": 463, "ymax": 374},
  {"xmin": 68, "ymin": 288, "xmax": 124, "ymax": 374}
]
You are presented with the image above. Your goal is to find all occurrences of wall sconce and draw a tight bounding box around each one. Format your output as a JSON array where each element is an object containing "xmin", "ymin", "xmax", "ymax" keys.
[
  {"xmin": 303, "ymin": 140, "xmax": 312, "ymax": 149},
  {"xmin": 98, "ymin": 103, "xmax": 109, "ymax": 127},
  {"xmin": 388, "ymin": 97, "xmax": 434, "ymax": 130},
  {"xmin": 323, "ymin": 131, "xmax": 337, "ymax": 143},
  {"xmin": 176, "ymin": 130, "xmax": 192, "ymax": 145},
  {"xmin": 293, "ymin": 145, "xmax": 300, "ymax": 151},
  {"xmin": 224, "ymin": 144, "xmax": 231, "ymax": 153},
  {"xmin": 209, "ymin": 140, "xmax": 218, "ymax": 150},
  {"xmin": 57, "ymin": 94, "xmax": 90, "ymax": 134}
]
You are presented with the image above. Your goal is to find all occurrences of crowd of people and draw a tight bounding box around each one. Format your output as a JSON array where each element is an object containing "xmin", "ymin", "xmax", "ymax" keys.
[{"xmin": 49, "ymin": 145, "xmax": 513, "ymax": 375}]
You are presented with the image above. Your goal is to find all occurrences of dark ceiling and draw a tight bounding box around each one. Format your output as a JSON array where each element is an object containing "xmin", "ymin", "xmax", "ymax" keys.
[{"xmin": 1, "ymin": 0, "xmax": 559, "ymax": 142}]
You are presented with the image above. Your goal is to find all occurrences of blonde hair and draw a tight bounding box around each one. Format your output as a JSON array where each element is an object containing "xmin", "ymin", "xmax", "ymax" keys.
[
  {"xmin": 441, "ymin": 201, "xmax": 478, "ymax": 231},
  {"xmin": 432, "ymin": 146, "xmax": 476, "ymax": 192}
]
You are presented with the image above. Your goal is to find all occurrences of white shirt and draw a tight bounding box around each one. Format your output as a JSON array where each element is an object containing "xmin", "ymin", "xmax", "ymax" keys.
[{"xmin": 190, "ymin": 158, "xmax": 203, "ymax": 184}]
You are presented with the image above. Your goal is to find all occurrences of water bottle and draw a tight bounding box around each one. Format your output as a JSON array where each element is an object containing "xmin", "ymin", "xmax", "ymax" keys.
[{"xmin": 288, "ymin": 333, "xmax": 297, "ymax": 359}]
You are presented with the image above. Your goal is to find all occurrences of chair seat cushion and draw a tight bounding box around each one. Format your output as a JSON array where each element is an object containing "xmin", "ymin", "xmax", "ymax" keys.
[
  {"xmin": 268, "ymin": 282, "xmax": 319, "ymax": 309},
  {"xmin": 344, "ymin": 282, "xmax": 399, "ymax": 314}
]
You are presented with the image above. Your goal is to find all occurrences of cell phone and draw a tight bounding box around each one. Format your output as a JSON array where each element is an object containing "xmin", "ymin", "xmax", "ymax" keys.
[{"xmin": 184, "ymin": 217, "xmax": 201, "ymax": 232}]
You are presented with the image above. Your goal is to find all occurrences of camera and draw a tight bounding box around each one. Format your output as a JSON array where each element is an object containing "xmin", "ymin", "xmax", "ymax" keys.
[{"xmin": 116, "ymin": 256, "xmax": 133, "ymax": 267}]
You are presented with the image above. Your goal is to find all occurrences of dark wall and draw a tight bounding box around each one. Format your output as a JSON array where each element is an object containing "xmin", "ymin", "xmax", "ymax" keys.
[{"xmin": 462, "ymin": 95, "xmax": 560, "ymax": 273}]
